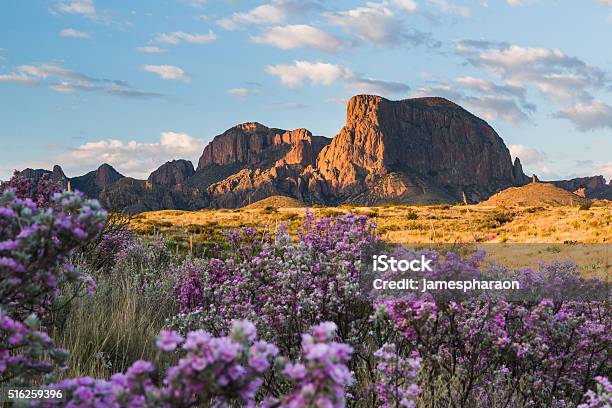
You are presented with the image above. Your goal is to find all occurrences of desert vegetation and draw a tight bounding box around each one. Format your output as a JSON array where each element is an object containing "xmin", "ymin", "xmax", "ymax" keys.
[
  {"xmin": 1, "ymin": 176, "xmax": 610, "ymax": 407},
  {"xmin": 131, "ymin": 201, "xmax": 612, "ymax": 246}
]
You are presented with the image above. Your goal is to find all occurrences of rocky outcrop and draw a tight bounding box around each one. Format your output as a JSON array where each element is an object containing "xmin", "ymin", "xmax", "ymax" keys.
[
  {"xmin": 314, "ymin": 95, "xmax": 523, "ymax": 203},
  {"xmin": 17, "ymin": 165, "xmax": 68, "ymax": 189},
  {"xmin": 193, "ymin": 123, "xmax": 331, "ymax": 207},
  {"xmin": 71, "ymin": 164, "xmax": 124, "ymax": 198},
  {"xmin": 52, "ymin": 165, "xmax": 67, "ymax": 183},
  {"xmin": 552, "ymin": 176, "xmax": 612, "ymax": 200},
  {"xmin": 197, "ymin": 123, "xmax": 328, "ymax": 170},
  {"xmin": 148, "ymin": 160, "xmax": 195, "ymax": 189},
  {"xmin": 19, "ymin": 165, "xmax": 67, "ymax": 183},
  {"xmin": 512, "ymin": 158, "xmax": 530, "ymax": 185}
]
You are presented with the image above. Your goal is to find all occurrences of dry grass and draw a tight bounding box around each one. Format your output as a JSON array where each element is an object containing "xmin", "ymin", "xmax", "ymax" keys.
[
  {"xmin": 130, "ymin": 203, "xmax": 611, "ymax": 277},
  {"xmin": 131, "ymin": 203, "xmax": 612, "ymax": 245},
  {"xmin": 50, "ymin": 273, "xmax": 177, "ymax": 379}
]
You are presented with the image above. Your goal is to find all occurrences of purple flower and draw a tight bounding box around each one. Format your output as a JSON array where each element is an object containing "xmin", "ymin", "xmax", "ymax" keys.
[{"xmin": 156, "ymin": 330, "xmax": 184, "ymax": 352}]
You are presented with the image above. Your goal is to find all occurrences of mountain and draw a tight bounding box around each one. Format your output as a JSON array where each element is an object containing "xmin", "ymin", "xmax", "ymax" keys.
[
  {"xmin": 18, "ymin": 165, "xmax": 68, "ymax": 187},
  {"xmin": 188, "ymin": 122, "xmax": 331, "ymax": 208},
  {"xmin": 71, "ymin": 163, "xmax": 125, "ymax": 198},
  {"xmin": 14, "ymin": 94, "xmax": 609, "ymax": 213},
  {"xmin": 550, "ymin": 176, "xmax": 612, "ymax": 200},
  {"xmin": 311, "ymin": 95, "xmax": 524, "ymax": 204}
]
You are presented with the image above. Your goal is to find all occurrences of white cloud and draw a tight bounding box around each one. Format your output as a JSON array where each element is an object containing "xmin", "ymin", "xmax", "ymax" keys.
[
  {"xmin": 137, "ymin": 46, "xmax": 166, "ymax": 53},
  {"xmin": 265, "ymin": 60, "xmax": 348, "ymax": 87},
  {"xmin": 56, "ymin": 0, "xmax": 96, "ymax": 16},
  {"xmin": 49, "ymin": 82, "xmax": 76, "ymax": 93},
  {"xmin": 554, "ymin": 101, "xmax": 612, "ymax": 131},
  {"xmin": 455, "ymin": 76, "xmax": 526, "ymax": 99},
  {"xmin": 394, "ymin": 0, "xmax": 418, "ymax": 12},
  {"xmin": 427, "ymin": 0, "xmax": 471, "ymax": 17},
  {"xmin": 59, "ymin": 132, "xmax": 205, "ymax": 179},
  {"xmin": 346, "ymin": 75, "xmax": 411, "ymax": 96},
  {"xmin": 0, "ymin": 63, "xmax": 162, "ymax": 98},
  {"xmin": 155, "ymin": 30, "xmax": 217, "ymax": 45},
  {"xmin": 323, "ymin": 2, "xmax": 436, "ymax": 47},
  {"xmin": 0, "ymin": 72, "xmax": 35, "ymax": 84},
  {"xmin": 456, "ymin": 42, "xmax": 610, "ymax": 118},
  {"xmin": 60, "ymin": 28, "xmax": 91, "ymax": 39},
  {"xmin": 592, "ymin": 161, "xmax": 612, "ymax": 180},
  {"xmin": 217, "ymin": 3, "xmax": 287, "ymax": 30},
  {"xmin": 509, "ymin": 144, "xmax": 547, "ymax": 165},
  {"xmin": 324, "ymin": 2, "xmax": 403, "ymax": 45},
  {"xmin": 227, "ymin": 87, "xmax": 259, "ymax": 98},
  {"xmin": 414, "ymin": 74, "xmax": 534, "ymax": 125},
  {"xmin": 251, "ymin": 25, "xmax": 343, "ymax": 52},
  {"xmin": 462, "ymin": 95, "xmax": 532, "ymax": 124},
  {"xmin": 142, "ymin": 65, "xmax": 190, "ymax": 81}
]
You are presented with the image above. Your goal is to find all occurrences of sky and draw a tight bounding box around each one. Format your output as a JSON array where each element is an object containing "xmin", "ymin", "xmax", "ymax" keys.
[{"xmin": 1, "ymin": 0, "xmax": 611, "ymax": 181}]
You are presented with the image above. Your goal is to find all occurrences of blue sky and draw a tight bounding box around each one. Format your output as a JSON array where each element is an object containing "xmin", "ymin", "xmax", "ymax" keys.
[{"xmin": 1, "ymin": 0, "xmax": 611, "ymax": 181}]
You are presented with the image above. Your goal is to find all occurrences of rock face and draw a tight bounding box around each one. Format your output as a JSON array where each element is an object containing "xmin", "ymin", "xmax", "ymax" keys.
[
  {"xmin": 314, "ymin": 95, "xmax": 522, "ymax": 203},
  {"xmin": 148, "ymin": 160, "xmax": 195, "ymax": 189},
  {"xmin": 552, "ymin": 176, "xmax": 612, "ymax": 200},
  {"xmin": 193, "ymin": 123, "xmax": 331, "ymax": 207},
  {"xmin": 71, "ymin": 164, "xmax": 124, "ymax": 198},
  {"xmin": 197, "ymin": 123, "xmax": 327, "ymax": 170}
]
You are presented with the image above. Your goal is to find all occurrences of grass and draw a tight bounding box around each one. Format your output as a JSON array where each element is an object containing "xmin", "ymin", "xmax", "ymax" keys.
[
  {"xmin": 131, "ymin": 203, "xmax": 612, "ymax": 246},
  {"xmin": 51, "ymin": 203, "xmax": 611, "ymax": 380},
  {"xmin": 50, "ymin": 272, "xmax": 177, "ymax": 379},
  {"xmin": 129, "ymin": 203, "xmax": 612, "ymax": 278}
]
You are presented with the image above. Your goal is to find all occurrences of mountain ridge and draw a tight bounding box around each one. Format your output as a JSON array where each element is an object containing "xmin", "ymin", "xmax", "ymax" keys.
[{"xmin": 12, "ymin": 95, "xmax": 612, "ymax": 213}]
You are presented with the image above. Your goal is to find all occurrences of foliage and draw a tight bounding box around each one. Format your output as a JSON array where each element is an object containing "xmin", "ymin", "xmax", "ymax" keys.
[
  {"xmin": 1, "ymin": 179, "xmax": 610, "ymax": 407},
  {"xmin": 171, "ymin": 212, "xmax": 379, "ymax": 353},
  {"xmin": 376, "ymin": 250, "xmax": 611, "ymax": 407},
  {"xmin": 1, "ymin": 188, "xmax": 107, "ymax": 384}
]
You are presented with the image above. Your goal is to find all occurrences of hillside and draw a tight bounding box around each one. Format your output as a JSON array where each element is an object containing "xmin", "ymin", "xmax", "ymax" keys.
[
  {"xmin": 481, "ymin": 182, "xmax": 587, "ymax": 207},
  {"xmin": 244, "ymin": 195, "xmax": 305, "ymax": 209}
]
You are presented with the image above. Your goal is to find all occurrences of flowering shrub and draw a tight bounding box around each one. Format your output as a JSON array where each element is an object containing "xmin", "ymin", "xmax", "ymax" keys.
[
  {"xmin": 377, "ymin": 250, "xmax": 611, "ymax": 407},
  {"xmin": 37, "ymin": 320, "xmax": 354, "ymax": 407},
  {"xmin": 578, "ymin": 376, "xmax": 612, "ymax": 408},
  {"xmin": 0, "ymin": 188, "xmax": 106, "ymax": 384},
  {"xmin": 0, "ymin": 189, "xmax": 105, "ymax": 318},
  {"xmin": 267, "ymin": 322, "xmax": 354, "ymax": 408},
  {"xmin": 0, "ymin": 171, "xmax": 62, "ymax": 208},
  {"xmin": 0, "ymin": 313, "xmax": 68, "ymax": 385},
  {"xmin": 171, "ymin": 212, "xmax": 379, "ymax": 350},
  {"xmin": 373, "ymin": 343, "xmax": 420, "ymax": 408}
]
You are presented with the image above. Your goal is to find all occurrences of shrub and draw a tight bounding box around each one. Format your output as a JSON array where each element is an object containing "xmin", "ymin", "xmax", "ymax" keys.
[{"xmin": 1, "ymin": 189, "xmax": 106, "ymax": 384}]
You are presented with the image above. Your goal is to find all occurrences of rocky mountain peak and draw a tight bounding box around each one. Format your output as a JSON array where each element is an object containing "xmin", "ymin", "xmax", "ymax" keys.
[
  {"xmin": 51, "ymin": 165, "xmax": 67, "ymax": 182},
  {"xmin": 196, "ymin": 123, "xmax": 330, "ymax": 171},
  {"xmin": 148, "ymin": 160, "xmax": 195, "ymax": 188},
  {"xmin": 316, "ymin": 94, "xmax": 522, "ymax": 202},
  {"xmin": 95, "ymin": 164, "xmax": 124, "ymax": 189},
  {"xmin": 235, "ymin": 122, "xmax": 269, "ymax": 133}
]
